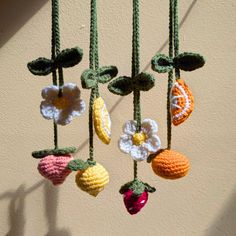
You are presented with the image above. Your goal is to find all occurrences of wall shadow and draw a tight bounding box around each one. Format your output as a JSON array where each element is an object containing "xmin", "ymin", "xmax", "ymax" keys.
[
  {"xmin": 205, "ymin": 188, "xmax": 236, "ymax": 236},
  {"xmin": 0, "ymin": 181, "xmax": 72, "ymax": 236},
  {"xmin": 5, "ymin": 185, "xmax": 26, "ymax": 236},
  {"xmin": 0, "ymin": 0, "xmax": 48, "ymax": 47},
  {"xmin": 44, "ymin": 182, "xmax": 71, "ymax": 236},
  {"xmin": 0, "ymin": 181, "xmax": 44, "ymax": 236}
]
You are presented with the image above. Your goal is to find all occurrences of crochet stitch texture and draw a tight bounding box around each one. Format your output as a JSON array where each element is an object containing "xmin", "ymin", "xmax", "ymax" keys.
[
  {"xmin": 38, "ymin": 155, "xmax": 73, "ymax": 185},
  {"xmin": 75, "ymin": 163, "xmax": 109, "ymax": 197},
  {"xmin": 151, "ymin": 150, "xmax": 190, "ymax": 179},
  {"xmin": 170, "ymin": 79, "xmax": 194, "ymax": 126}
]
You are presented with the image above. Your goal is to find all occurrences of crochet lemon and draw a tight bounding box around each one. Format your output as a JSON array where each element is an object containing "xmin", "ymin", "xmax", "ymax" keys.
[{"xmin": 75, "ymin": 163, "xmax": 109, "ymax": 197}]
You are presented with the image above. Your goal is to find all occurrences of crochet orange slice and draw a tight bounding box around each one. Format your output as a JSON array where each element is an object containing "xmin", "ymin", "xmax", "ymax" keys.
[
  {"xmin": 151, "ymin": 149, "xmax": 190, "ymax": 179},
  {"xmin": 170, "ymin": 79, "xmax": 194, "ymax": 126}
]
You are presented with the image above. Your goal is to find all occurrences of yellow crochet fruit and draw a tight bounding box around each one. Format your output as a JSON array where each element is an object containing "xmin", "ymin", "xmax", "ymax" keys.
[
  {"xmin": 93, "ymin": 97, "xmax": 111, "ymax": 145},
  {"xmin": 151, "ymin": 149, "xmax": 190, "ymax": 179},
  {"xmin": 75, "ymin": 163, "xmax": 109, "ymax": 197}
]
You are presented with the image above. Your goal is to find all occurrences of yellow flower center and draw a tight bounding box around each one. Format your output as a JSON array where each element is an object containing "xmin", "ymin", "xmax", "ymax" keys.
[
  {"xmin": 53, "ymin": 96, "xmax": 68, "ymax": 110},
  {"xmin": 132, "ymin": 132, "xmax": 147, "ymax": 146}
]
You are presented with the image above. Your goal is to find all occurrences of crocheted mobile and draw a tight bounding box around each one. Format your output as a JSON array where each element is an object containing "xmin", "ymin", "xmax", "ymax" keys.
[{"xmin": 26, "ymin": 0, "xmax": 205, "ymax": 216}]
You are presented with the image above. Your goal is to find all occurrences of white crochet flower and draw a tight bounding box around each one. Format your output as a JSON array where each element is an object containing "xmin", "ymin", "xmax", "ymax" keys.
[
  {"xmin": 119, "ymin": 119, "xmax": 161, "ymax": 161},
  {"xmin": 40, "ymin": 83, "xmax": 86, "ymax": 126}
]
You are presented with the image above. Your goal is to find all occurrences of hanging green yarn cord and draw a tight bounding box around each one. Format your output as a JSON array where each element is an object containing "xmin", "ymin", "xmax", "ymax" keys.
[
  {"xmin": 67, "ymin": 0, "xmax": 118, "ymax": 197},
  {"xmin": 132, "ymin": 0, "xmax": 141, "ymax": 180},
  {"xmin": 27, "ymin": 0, "xmax": 85, "ymax": 186},
  {"xmin": 109, "ymin": 0, "xmax": 158, "ymax": 215},
  {"xmin": 167, "ymin": 0, "xmax": 174, "ymax": 150},
  {"xmin": 88, "ymin": 0, "xmax": 99, "ymax": 162},
  {"xmin": 150, "ymin": 0, "xmax": 205, "ymax": 180}
]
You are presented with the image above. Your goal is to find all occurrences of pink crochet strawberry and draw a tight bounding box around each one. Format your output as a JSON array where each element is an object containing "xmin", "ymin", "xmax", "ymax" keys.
[
  {"xmin": 38, "ymin": 154, "xmax": 73, "ymax": 185},
  {"xmin": 120, "ymin": 179, "xmax": 156, "ymax": 215}
]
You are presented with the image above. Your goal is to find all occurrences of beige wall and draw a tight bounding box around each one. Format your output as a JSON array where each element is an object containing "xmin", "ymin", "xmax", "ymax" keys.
[{"xmin": 1, "ymin": 0, "xmax": 236, "ymax": 235}]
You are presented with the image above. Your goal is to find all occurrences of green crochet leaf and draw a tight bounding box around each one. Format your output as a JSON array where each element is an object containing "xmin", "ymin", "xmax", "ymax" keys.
[
  {"xmin": 144, "ymin": 183, "xmax": 156, "ymax": 193},
  {"xmin": 119, "ymin": 181, "xmax": 133, "ymax": 194},
  {"xmin": 147, "ymin": 149, "xmax": 165, "ymax": 163},
  {"xmin": 67, "ymin": 159, "xmax": 89, "ymax": 171},
  {"xmin": 87, "ymin": 159, "xmax": 97, "ymax": 166},
  {"xmin": 97, "ymin": 66, "xmax": 118, "ymax": 84},
  {"xmin": 120, "ymin": 180, "xmax": 148, "ymax": 196},
  {"xmin": 108, "ymin": 76, "xmax": 133, "ymax": 96},
  {"xmin": 56, "ymin": 47, "xmax": 83, "ymax": 68},
  {"xmin": 131, "ymin": 180, "xmax": 146, "ymax": 196},
  {"xmin": 32, "ymin": 147, "xmax": 77, "ymax": 159},
  {"xmin": 81, "ymin": 69, "xmax": 98, "ymax": 89},
  {"xmin": 147, "ymin": 153, "xmax": 157, "ymax": 163},
  {"xmin": 151, "ymin": 53, "xmax": 173, "ymax": 73},
  {"xmin": 135, "ymin": 72, "xmax": 155, "ymax": 91},
  {"xmin": 174, "ymin": 52, "xmax": 205, "ymax": 71},
  {"xmin": 27, "ymin": 57, "xmax": 52, "ymax": 76}
]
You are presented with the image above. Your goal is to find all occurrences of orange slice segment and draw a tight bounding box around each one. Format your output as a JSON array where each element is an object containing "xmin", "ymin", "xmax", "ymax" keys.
[{"xmin": 170, "ymin": 79, "xmax": 194, "ymax": 126}]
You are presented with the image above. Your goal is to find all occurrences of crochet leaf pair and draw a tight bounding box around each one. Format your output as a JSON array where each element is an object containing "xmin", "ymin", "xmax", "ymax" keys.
[
  {"xmin": 81, "ymin": 66, "xmax": 118, "ymax": 89},
  {"xmin": 152, "ymin": 52, "xmax": 205, "ymax": 73},
  {"xmin": 32, "ymin": 147, "xmax": 77, "ymax": 159},
  {"xmin": 108, "ymin": 72, "xmax": 155, "ymax": 96},
  {"xmin": 28, "ymin": 47, "xmax": 83, "ymax": 76}
]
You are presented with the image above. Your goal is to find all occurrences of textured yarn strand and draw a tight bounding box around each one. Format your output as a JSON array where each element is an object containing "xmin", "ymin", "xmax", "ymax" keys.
[
  {"xmin": 53, "ymin": 121, "xmax": 58, "ymax": 149},
  {"xmin": 88, "ymin": 89, "xmax": 96, "ymax": 161},
  {"xmin": 51, "ymin": 0, "xmax": 57, "ymax": 86},
  {"xmin": 88, "ymin": 0, "xmax": 99, "ymax": 161},
  {"xmin": 173, "ymin": 0, "xmax": 180, "ymax": 79},
  {"xmin": 132, "ymin": 0, "xmax": 140, "ymax": 78},
  {"xmin": 94, "ymin": 2, "xmax": 99, "ymax": 70},
  {"xmin": 52, "ymin": 0, "xmax": 64, "ymax": 87},
  {"xmin": 89, "ymin": 0, "xmax": 99, "ymax": 70},
  {"xmin": 51, "ymin": 0, "xmax": 60, "ymax": 149},
  {"xmin": 167, "ymin": 0, "xmax": 174, "ymax": 149},
  {"xmin": 52, "ymin": 0, "xmax": 60, "ymax": 56},
  {"xmin": 132, "ymin": 0, "xmax": 141, "ymax": 129},
  {"xmin": 133, "ymin": 90, "xmax": 141, "ymax": 131},
  {"xmin": 132, "ymin": 0, "xmax": 141, "ymax": 180},
  {"xmin": 134, "ymin": 161, "xmax": 138, "ymax": 180}
]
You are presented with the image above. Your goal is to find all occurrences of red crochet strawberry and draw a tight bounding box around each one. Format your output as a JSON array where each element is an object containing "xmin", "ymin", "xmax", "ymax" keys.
[
  {"xmin": 38, "ymin": 154, "xmax": 73, "ymax": 185},
  {"xmin": 120, "ymin": 179, "xmax": 156, "ymax": 215},
  {"xmin": 123, "ymin": 189, "xmax": 148, "ymax": 215}
]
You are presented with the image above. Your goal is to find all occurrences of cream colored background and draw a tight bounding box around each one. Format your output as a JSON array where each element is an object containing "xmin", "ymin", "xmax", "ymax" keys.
[{"xmin": 0, "ymin": 0, "xmax": 236, "ymax": 235}]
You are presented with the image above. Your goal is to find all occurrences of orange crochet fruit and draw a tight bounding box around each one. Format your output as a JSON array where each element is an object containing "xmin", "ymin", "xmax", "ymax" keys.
[
  {"xmin": 151, "ymin": 149, "xmax": 190, "ymax": 179},
  {"xmin": 170, "ymin": 79, "xmax": 194, "ymax": 126}
]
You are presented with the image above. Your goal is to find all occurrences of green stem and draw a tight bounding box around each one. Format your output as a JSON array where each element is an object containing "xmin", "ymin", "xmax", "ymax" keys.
[
  {"xmin": 167, "ymin": 0, "xmax": 174, "ymax": 150},
  {"xmin": 134, "ymin": 161, "xmax": 138, "ymax": 180},
  {"xmin": 132, "ymin": 0, "xmax": 141, "ymax": 180},
  {"xmin": 51, "ymin": 0, "xmax": 60, "ymax": 149},
  {"xmin": 53, "ymin": 121, "xmax": 58, "ymax": 149},
  {"xmin": 88, "ymin": 89, "xmax": 96, "ymax": 161},
  {"xmin": 173, "ymin": 0, "xmax": 180, "ymax": 79},
  {"xmin": 89, "ymin": 0, "xmax": 99, "ymax": 70},
  {"xmin": 88, "ymin": 0, "xmax": 100, "ymax": 161}
]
